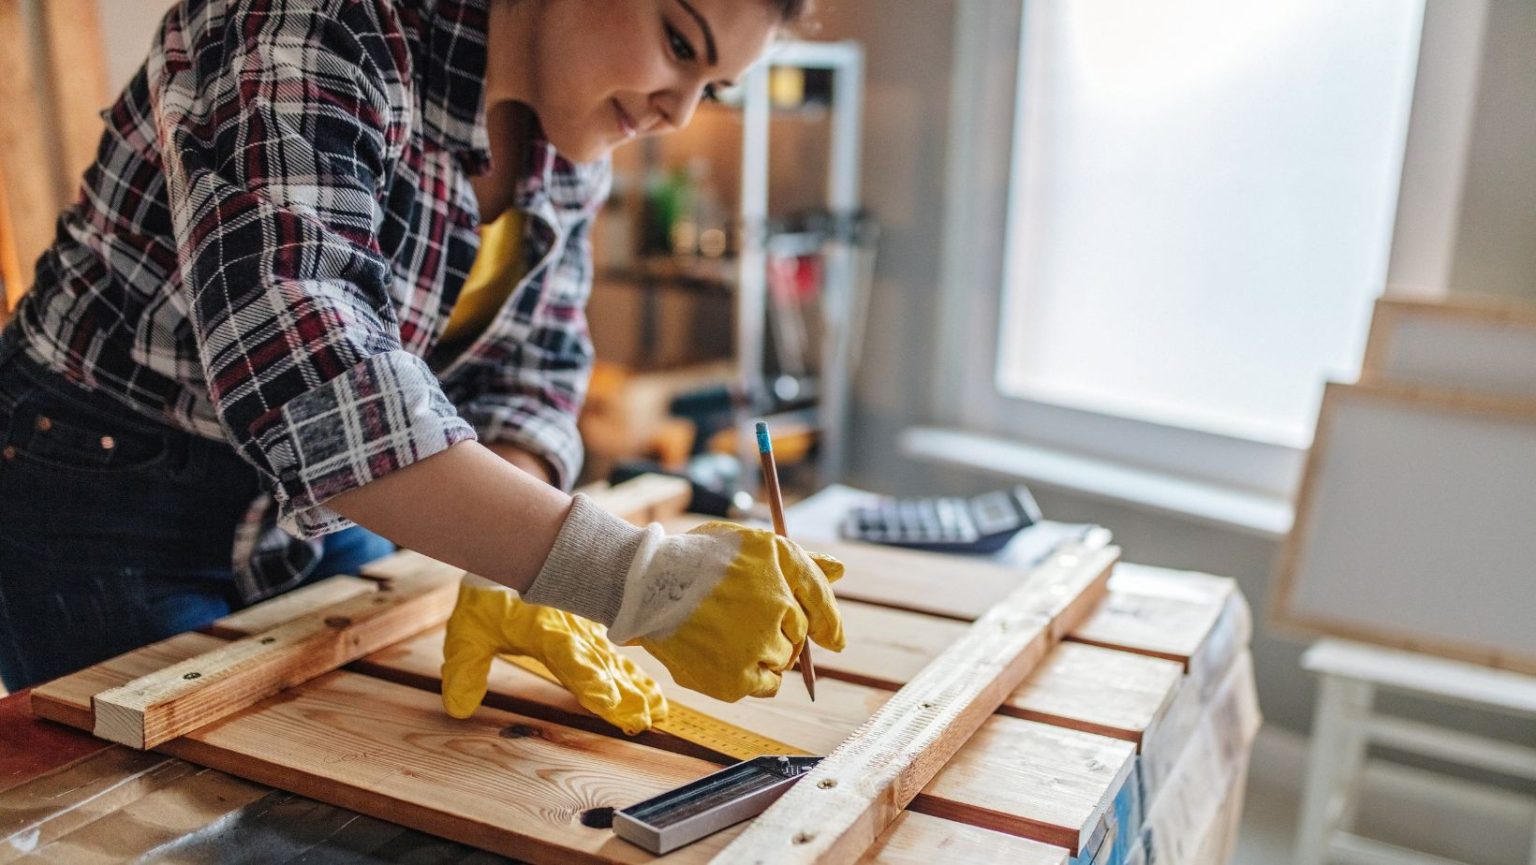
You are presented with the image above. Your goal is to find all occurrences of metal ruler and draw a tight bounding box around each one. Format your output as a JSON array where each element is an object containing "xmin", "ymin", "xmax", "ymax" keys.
[{"xmin": 501, "ymin": 655, "xmax": 810, "ymax": 761}]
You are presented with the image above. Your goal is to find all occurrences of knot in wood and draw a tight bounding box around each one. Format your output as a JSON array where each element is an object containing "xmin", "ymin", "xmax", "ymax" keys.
[
  {"xmin": 500, "ymin": 723, "xmax": 543, "ymax": 740},
  {"xmin": 580, "ymin": 807, "xmax": 615, "ymax": 829},
  {"xmin": 324, "ymin": 616, "xmax": 353, "ymax": 628}
]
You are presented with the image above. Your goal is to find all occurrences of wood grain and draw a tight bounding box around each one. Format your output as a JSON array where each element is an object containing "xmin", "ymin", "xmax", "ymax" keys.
[
  {"xmin": 1069, "ymin": 593, "xmax": 1224, "ymax": 669},
  {"xmin": 1005, "ymin": 642, "xmax": 1183, "ymax": 747},
  {"xmin": 91, "ymin": 574, "xmax": 458, "ymax": 749},
  {"xmin": 708, "ymin": 542, "xmax": 1118, "ymax": 864},
  {"xmin": 822, "ymin": 600, "xmax": 1182, "ymax": 747},
  {"xmin": 912, "ymin": 716, "xmax": 1136, "ymax": 853},
  {"xmin": 859, "ymin": 813, "xmax": 1068, "ymax": 865},
  {"xmin": 33, "ymin": 633, "xmax": 228, "ymax": 732},
  {"xmin": 32, "ymin": 639, "xmax": 734, "ymax": 864},
  {"xmin": 204, "ymin": 575, "xmax": 379, "ymax": 640}
]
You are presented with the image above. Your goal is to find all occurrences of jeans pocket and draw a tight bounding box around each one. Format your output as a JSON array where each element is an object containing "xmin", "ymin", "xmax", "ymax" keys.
[{"xmin": 4, "ymin": 389, "xmax": 172, "ymax": 475}]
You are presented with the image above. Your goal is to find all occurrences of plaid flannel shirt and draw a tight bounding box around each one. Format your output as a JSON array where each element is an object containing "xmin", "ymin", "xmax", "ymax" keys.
[{"xmin": 10, "ymin": 0, "xmax": 607, "ymax": 597}]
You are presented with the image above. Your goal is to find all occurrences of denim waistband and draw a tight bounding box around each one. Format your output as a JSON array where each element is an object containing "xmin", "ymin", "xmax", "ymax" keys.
[{"xmin": 0, "ymin": 324, "xmax": 247, "ymax": 476}]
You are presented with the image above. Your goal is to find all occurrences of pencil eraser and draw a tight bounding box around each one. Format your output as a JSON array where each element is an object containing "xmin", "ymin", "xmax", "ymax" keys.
[{"xmin": 755, "ymin": 422, "xmax": 771, "ymax": 454}]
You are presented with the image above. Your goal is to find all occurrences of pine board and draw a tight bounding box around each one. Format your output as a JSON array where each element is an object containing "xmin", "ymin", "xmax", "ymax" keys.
[
  {"xmin": 32, "ymin": 639, "xmax": 732, "ymax": 865},
  {"xmin": 824, "ymin": 600, "xmax": 1183, "ymax": 747},
  {"xmin": 204, "ymin": 575, "xmax": 379, "ymax": 640},
  {"xmin": 91, "ymin": 574, "xmax": 458, "ymax": 749},
  {"xmin": 709, "ymin": 543, "xmax": 1119, "ymax": 863},
  {"xmin": 859, "ymin": 813, "xmax": 1068, "ymax": 865},
  {"xmin": 912, "ymin": 716, "xmax": 1136, "ymax": 853}
]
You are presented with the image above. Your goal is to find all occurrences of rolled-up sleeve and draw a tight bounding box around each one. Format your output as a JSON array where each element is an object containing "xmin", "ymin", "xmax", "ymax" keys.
[
  {"xmin": 160, "ymin": 2, "xmax": 475, "ymax": 536},
  {"xmin": 454, "ymin": 212, "xmax": 598, "ymax": 491}
]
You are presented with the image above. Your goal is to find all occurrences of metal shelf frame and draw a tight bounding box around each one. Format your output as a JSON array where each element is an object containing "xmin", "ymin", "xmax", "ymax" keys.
[{"xmin": 735, "ymin": 39, "xmax": 866, "ymax": 490}]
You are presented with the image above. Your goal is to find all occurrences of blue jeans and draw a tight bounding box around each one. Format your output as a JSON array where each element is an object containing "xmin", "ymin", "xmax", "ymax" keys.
[{"xmin": 0, "ymin": 341, "xmax": 395, "ymax": 691}]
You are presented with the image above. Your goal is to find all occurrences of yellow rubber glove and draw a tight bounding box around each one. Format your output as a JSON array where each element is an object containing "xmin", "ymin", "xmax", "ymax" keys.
[
  {"xmin": 605, "ymin": 521, "xmax": 846, "ymax": 703},
  {"xmin": 441, "ymin": 575, "xmax": 667, "ymax": 735}
]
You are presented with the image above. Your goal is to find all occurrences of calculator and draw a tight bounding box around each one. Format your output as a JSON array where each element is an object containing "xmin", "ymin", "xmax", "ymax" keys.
[{"xmin": 839, "ymin": 486, "xmax": 1043, "ymax": 554}]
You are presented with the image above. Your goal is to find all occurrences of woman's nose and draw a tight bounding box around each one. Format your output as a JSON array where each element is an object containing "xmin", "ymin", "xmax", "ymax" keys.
[{"xmin": 651, "ymin": 84, "xmax": 706, "ymax": 133}]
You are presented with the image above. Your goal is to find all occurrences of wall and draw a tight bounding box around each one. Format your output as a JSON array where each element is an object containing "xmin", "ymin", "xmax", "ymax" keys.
[
  {"xmin": 1387, "ymin": 0, "xmax": 1536, "ymax": 301},
  {"xmin": 97, "ymin": 0, "xmax": 175, "ymax": 94},
  {"xmin": 827, "ymin": 0, "xmax": 1536, "ymax": 760}
]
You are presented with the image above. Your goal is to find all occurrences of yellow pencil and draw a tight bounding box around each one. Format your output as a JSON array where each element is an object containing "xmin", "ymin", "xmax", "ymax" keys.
[{"xmin": 754, "ymin": 421, "xmax": 816, "ymax": 701}]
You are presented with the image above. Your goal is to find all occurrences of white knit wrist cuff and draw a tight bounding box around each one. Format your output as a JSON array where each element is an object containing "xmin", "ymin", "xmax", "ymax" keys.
[{"xmin": 523, "ymin": 493, "xmax": 649, "ymax": 626}]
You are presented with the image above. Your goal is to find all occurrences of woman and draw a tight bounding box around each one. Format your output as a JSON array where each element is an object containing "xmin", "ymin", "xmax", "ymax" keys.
[{"xmin": 0, "ymin": 0, "xmax": 842, "ymax": 735}]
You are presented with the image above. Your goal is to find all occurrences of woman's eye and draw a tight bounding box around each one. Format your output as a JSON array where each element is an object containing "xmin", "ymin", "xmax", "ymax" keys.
[{"xmin": 666, "ymin": 25, "xmax": 696, "ymax": 62}]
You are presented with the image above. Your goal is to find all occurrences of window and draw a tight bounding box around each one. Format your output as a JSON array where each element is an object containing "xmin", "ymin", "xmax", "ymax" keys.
[{"xmin": 998, "ymin": 0, "xmax": 1425, "ymax": 448}]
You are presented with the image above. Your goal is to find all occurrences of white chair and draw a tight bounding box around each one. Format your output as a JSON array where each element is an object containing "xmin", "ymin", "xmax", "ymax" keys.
[{"xmin": 1295, "ymin": 639, "xmax": 1536, "ymax": 865}]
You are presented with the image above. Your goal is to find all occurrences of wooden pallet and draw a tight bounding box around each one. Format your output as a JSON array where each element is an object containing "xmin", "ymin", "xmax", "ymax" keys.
[{"xmin": 11, "ymin": 494, "xmax": 1257, "ymax": 863}]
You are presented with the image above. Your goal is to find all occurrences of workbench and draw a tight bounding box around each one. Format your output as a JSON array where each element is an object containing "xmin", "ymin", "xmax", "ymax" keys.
[{"xmin": 1, "ymin": 485, "xmax": 1258, "ymax": 864}]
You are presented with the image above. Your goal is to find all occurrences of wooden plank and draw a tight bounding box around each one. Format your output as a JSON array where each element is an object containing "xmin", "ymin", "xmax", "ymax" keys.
[
  {"xmin": 90, "ymin": 572, "xmax": 458, "ymax": 748},
  {"xmin": 358, "ymin": 625, "xmax": 1133, "ymax": 855},
  {"xmin": 820, "ymin": 602, "xmax": 1181, "ymax": 748},
  {"xmin": 1070, "ymin": 593, "xmax": 1223, "ymax": 669},
  {"xmin": 204, "ymin": 575, "xmax": 379, "ymax": 640},
  {"xmin": 708, "ymin": 541, "xmax": 1118, "ymax": 864},
  {"xmin": 33, "ymin": 632, "xmax": 229, "ymax": 732},
  {"xmin": 1005, "ymin": 643, "xmax": 1183, "ymax": 748},
  {"xmin": 33, "ymin": 644, "xmax": 733, "ymax": 865},
  {"xmin": 218, "ymin": 545, "xmax": 1135, "ymax": 855},
  {"xmin": 912, "ymin": 717, "xmax": 1136, "ymax": 854},
  {"xmin": 36, "ymin": 0, "xmax": 107, "ymax": 202},
  {"xmin": 859, "ymin": 813, "xmax": 1068, "ymax": 865}
]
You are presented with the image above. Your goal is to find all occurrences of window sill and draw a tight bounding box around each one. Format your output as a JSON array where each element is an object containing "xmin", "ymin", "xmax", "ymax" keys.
[{"xmin": 900, "ymin": 426, "xmax": 1294, "ymax": 540}]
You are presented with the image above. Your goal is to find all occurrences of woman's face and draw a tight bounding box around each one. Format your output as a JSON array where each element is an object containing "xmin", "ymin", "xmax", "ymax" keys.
[{"xmin": 499, "ymin": 0, "xmax": 782, "ymax": 162}]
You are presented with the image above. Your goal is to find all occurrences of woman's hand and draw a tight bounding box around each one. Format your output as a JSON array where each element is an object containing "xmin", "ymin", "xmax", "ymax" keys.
[
  {"xmin": 441, "ymin": 575, "xmax": 667, "ymax": 735},
  {"xmin": 611, "ymin": 521, "xmax": 846, "ymax": 702}
]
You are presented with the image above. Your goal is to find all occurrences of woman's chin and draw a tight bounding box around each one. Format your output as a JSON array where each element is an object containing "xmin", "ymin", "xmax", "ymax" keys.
[{"xmin": 548, "ymin": 130, "xmax": 619, "ymax": 165}]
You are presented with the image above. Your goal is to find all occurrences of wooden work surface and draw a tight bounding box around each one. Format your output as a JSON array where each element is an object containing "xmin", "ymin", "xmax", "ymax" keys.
[{"xmin": 6, "ymin": 520, "xmax": 1258, "ymax": 865}]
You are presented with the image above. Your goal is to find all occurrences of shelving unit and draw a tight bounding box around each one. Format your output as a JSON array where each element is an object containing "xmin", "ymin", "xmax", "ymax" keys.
[
  {"xmin": 734, "ymin": 40, "xmax": 867, "ymax": 490},
  {"xmin": 589, "ymin": 40, "xmax": 869, "ymax": 493}
]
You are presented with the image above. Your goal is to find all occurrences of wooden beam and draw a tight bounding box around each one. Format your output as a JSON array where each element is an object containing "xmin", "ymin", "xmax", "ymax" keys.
[
  {"xmin": 910, "ymin": 716, "xmax": 1135, "ymax": 853},
  {"xmin": 89, "ymin": 572, "xmax": 458, "ymax": 749},
  {"xmin": 32, "ymin": 637, "xmax": 734, "ymax": 865},
  {"xmin": 203, "ymin": 575, "xmax": 378, "ymax": 640},
  {"xmin": 205, "ymin": 540, "xmax": 1137, "ymax": 854},
  {"xmin": 707, "ymin": 541, "xmax": 1118, "ymax": 864},
  {"xmin": 858, "ymin": 813, "xmax": 1067, "ymax": 865}
]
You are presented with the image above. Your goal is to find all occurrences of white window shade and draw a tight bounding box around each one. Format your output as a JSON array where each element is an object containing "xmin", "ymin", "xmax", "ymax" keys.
[{"xmin": 999, "ymin": 0, "xmax": 1425, "ymax": 447}]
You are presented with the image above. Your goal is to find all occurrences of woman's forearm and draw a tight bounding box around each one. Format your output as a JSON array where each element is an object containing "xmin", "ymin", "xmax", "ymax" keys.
[{"xmin": 328, "ymin": 440, "xmax": 571, "ymax": 592}]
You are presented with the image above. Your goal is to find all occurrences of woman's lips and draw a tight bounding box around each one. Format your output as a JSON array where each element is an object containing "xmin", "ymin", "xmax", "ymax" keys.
[{"xmin": 613, "ymin": 99, "xmax": 638, "ymax": 139}]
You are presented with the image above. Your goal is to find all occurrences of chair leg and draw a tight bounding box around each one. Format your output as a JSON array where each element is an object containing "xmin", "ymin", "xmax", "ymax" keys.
[
  {"xmin": 1334, "ymin": 681, "xmax": 1375, "ymax": 833},
  {"xmin": 1295, "ymin": 675, "xmax": 1368, "ymax": 865}
]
